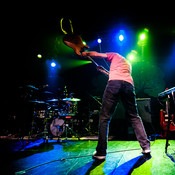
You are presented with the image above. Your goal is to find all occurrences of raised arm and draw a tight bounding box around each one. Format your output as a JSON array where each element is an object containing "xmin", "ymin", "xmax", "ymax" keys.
[
  {"xmin": 81, "ymin": 51, "xmax": 107, "ymax": 58},
  {"xmin": 81, "ymin": 51, "xmax": 109, "ymax": 77}
]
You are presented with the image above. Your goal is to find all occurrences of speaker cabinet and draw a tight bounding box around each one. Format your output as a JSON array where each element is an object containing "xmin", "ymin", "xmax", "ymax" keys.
[{"xmin": 137, "ymin": 98, "xmax": 155, "ymax": 136}]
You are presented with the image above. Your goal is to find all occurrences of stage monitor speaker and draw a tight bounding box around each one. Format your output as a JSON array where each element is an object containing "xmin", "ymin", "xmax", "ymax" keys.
[
  {"xmin": 137, "ymin": 98, "xmax": 155, "ymax": 136},
  {"xmin": 137, "ymin": 98, "xmax": 151, "ymax": 123},
  {"xmin": 110, "ymin": 98, "xmax": 155, "ymax": 139}
]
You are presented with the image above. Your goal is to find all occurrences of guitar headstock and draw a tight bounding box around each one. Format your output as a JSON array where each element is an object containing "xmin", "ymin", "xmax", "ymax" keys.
[{"xmin": 63, "ymin": 34, "xmax": 89, "ymax": 55}]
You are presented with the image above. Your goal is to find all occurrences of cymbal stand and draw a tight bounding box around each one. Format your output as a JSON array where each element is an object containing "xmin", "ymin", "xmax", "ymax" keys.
[
  {"xmin": 64, "ymin": 118, "xmax": 80, "ymax": 140},
  {"xmin": 43, "ymin": 123, "xmax": 49, "ymax": 143},
  {"xmin": 85, "ymin": 112, "xmax": 93, "ymax": 135}
]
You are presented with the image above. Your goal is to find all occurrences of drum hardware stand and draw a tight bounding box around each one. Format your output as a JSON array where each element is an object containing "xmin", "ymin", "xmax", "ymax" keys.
[
  {"xmin": 28, "ymin": 118, "xmax": 37, "ymax": 138},
  {"xmin": 85, "ymin": 109, "xmax": 99, "ymax": 136},
  {"xmin": 28, "ymin": 105, "xmax": 42, "ymax": 139},
  {"xmin": 42, "ymin": 117, "xmax": 58, "ymax": 143},
  {"xmin": 64, "ymin": 119, "xmax": 80, "ymax": 140},
  {"xmin": 43, "ymin": 125, "xmax": 49, "ymax": 143},
  {"xmin": 85, "ymin": 112, "xmax": 93, "ymax": 135}
]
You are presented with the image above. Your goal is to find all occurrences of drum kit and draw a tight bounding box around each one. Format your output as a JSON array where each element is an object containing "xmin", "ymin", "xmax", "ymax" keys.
[{"xmin": 25, "ymin": 85, "xmax": 81, "ymax": 139}]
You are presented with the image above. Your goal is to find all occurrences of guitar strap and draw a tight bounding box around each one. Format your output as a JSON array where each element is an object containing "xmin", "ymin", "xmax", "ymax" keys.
[
  {"xmin": 60, "ymin": 18, "xmax": 74, "ymax": 34},
  {"xmin": 61, "ymin": 19, "xmax": 109, "ymax": 76}
]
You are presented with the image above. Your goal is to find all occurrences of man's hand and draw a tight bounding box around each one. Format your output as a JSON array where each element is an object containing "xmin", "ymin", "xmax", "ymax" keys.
[
  {"xmin": 81, "ymin": 51, "xmax": 97, "ymax": 57},
  {"xmin": 81, "ymin": 52, "xmax": 88, "ymax": 57}
]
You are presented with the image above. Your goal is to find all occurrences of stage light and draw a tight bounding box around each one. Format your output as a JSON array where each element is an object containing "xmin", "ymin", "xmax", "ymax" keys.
[
  {"xmin": 138, "ymin": 29, "xmax": 149, "ymax": 42},
  {"xmin": 137, "ymin": 29, "xmax": 149, "ymax": 46},
  {"xmin": 51, "ymin": 62, "xmax": 56, "ymax": 67},
  {"xmin": 140, "ymin": 33, "xmax": 146, "ymax": 40},
  {"xmin": 127, "ymin": 50, "xmax": 137, "ymax": 62},
  {"xmin": 97, "ymin": 38, "xmax": 102, "ymax": 44},
  {"xmin": 119, "ymin": 34, "xmax": 124, "ymax": 41},
  {"xmin": 37, "ymin": 54, "xmax": 42, "ymax": 59},
  {"xmin": 116, "ymin": 30, "xmax": 126, "ymax": 46},
  {"xmin": 83, "ymin": 41, "xmax": 87, "ymax": 45},
  {"xmin": 128, "ymin": 54, "xmax": 135, "ymax": 61}
]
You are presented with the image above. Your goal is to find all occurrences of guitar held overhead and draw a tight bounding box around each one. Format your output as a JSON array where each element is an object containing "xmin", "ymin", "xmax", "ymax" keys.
[{"xmin": 63, "ymin": 34, "xmax": 109, "ymax": 76}]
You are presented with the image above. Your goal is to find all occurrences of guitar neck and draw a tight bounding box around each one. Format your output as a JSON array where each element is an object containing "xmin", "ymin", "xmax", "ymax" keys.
[
  {"xmin": 87, "ymin": 56, "xmax": 109, "ymax": 77},
  {"xmin": 86, "ymin": 56, "xmax": 99, "ymax": 66}
]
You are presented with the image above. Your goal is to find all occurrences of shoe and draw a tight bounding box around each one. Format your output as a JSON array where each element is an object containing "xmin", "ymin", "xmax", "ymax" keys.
[
  {"xmin": 142, "ymin": 153, "xmax": 152, "ymax": 160},
  {"xmin": 141, "ymin": 149, "xmax": 151, "ymax": 160},
  {"xmin": 92, "ymin": 151, "xmax": 106, "ymax": 160}
]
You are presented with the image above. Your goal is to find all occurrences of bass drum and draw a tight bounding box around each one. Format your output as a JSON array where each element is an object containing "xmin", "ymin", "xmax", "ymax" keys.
[{"xmin": 50, "ymin": 118, "xmax": 65, "ymax": 137}]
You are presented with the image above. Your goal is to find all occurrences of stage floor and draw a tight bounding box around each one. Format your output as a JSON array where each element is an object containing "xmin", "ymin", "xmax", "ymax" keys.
[{"xmin": 1, "ymin": 138, "xmax": 175, "ymax": 175}]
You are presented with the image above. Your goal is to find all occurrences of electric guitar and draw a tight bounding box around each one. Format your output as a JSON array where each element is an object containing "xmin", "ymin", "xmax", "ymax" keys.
[
  {"xmin": 160, "ymin": 102, "xmax": 175, "ymax": 138},
  {"xmin": 63, "ymin": 34, "xmax": 109, "ymax": 76}
]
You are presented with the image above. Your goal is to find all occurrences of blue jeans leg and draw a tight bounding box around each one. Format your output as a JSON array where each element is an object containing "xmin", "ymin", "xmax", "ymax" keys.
[
  {"xmin": 96, "ymin": 81, "xmax": 120, "ymax": 155},
  {"xmin": 120, "ymin": 81, "xmax": 150, "ymax": 151},
  {"xmin": 96, "ymin": 80, "xmax": 150, "ymax": 155}
]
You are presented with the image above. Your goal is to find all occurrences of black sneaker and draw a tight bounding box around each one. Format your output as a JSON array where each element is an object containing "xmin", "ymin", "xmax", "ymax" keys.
[
  {"xmin": 92, "ymin": 151, "xmax": 106, "ymax": 160},
  {"xmin": 142, "ymin": 153, "xmax": 152, "ymax": 160}
]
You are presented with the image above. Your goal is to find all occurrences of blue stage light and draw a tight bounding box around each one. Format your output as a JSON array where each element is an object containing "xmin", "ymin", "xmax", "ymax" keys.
[
  {"xmin": 97, "ymin": 38, "xmax": 102, "ymax": 44},
  {"xmin": 119, "ymin": 34, "xmax": 124, "ymax": 41},
  {"xmin": 51, "ymin": 62, "xmax": 56, "ymax": 67},
  {"xmin": 116, "ymin": 30, "xmax": 126, "ymax": 46}
]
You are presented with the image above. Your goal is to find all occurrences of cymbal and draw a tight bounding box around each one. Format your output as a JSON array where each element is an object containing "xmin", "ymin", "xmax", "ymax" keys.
[
  {"xmin": 62, "ymin": 98, "xmax": 81, "ymax": 102},
  {"xmin": 29, "ymin": 100, "xmax": 45, "ymax": 104},
  {"xmin": 47, "ymin": 99, "xmax": 59, "ymax": 102},
  {"xmin": 41, "ymin": 91, "xmax": 53, "ymax": 94},
  {"xmin": 26, "ymin": 85, "xmax": 39, "ymax": 90},
  {"xmin": 50, "ymin": 105, "xmax": 59, "ymax": 108}
]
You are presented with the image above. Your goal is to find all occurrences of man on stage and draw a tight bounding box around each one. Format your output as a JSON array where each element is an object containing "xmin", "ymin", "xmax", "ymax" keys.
[{"xmin": 82, "ymin": 51, "xmax": 151, "ymax": 160}]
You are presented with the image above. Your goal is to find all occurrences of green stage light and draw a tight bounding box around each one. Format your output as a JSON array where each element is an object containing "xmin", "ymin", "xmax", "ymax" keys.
[
  {"xmin": 127, "ymin": 50, "xmax": 137, "ymax": 62},
  {"xmin": 137, "ymin": 30, "xmax": 149, "ymax": 46},
  {"xmin": 37, "ymin": 54, "xmax": 42, "ymax": 59},
  {"xmin": 128, "ymin": 54, "xmax": 135, "ymax": 61},
  {"xmin": 129, "ymin": 54, "xmax": 134, "ymax": 61},
  {"xmin": 127, "ymin": 53, "xmax": 135, "ymax": 61},
  {"xmin": 140, "ymin": 33, "xmax": 146, "ymax": 40},
  {"xmin": 83, "ymin": 41, "xmax": 87, "ymax": 45},
  {"xmin": 138, "ymin": 28, "xmax": 149, "ymax": 42}
]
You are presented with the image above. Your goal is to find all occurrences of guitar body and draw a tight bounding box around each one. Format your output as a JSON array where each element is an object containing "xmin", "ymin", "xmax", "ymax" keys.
[
  {"xmin": 160, "ymin": 110, "xmax": 175, "ymax": 138},
  {"xmin": 63, "ymin": 34, "xmax": 109, "ymax": 76},
  {"xmin": 63, "ymin": 34, "xmax": 89, "ymax": 55}
]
